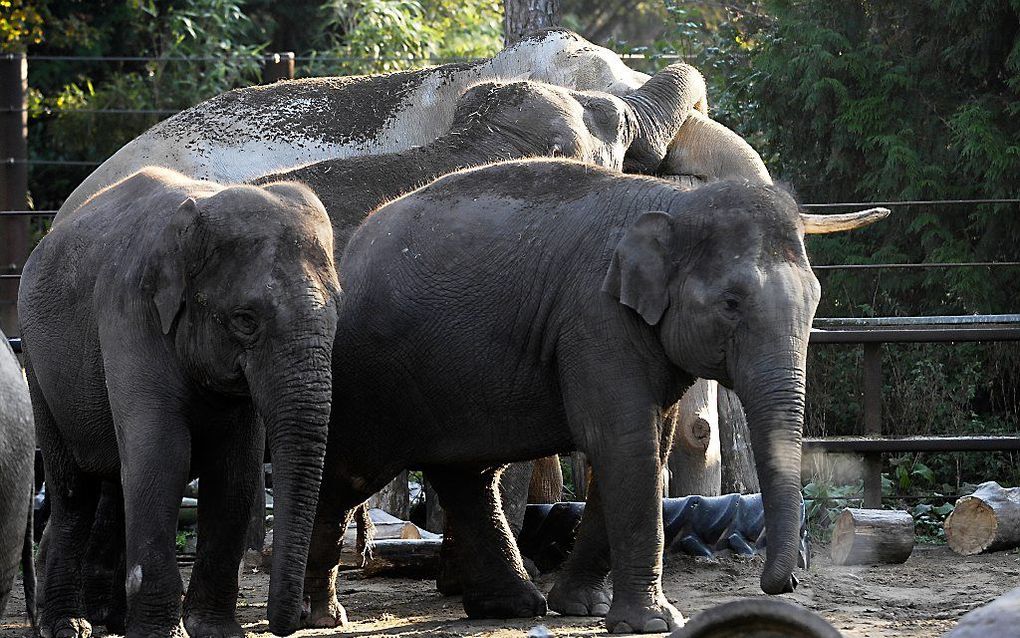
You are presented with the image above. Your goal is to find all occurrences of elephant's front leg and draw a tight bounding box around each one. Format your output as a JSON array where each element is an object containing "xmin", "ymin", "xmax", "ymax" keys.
[
  {"xmin": 117, "ymin": 406, "xmax": 192, "ymax": 637},
  {"xmin": 183, "ymin": 406, "xmax": 263, "ymax": 638},
  {"xmin": 562, "ymin": 380, "xmax": 682, "ymax": 633},
  {"xmin": 427, "ymin": 467, "xmax": 546, "ymax": 619}
]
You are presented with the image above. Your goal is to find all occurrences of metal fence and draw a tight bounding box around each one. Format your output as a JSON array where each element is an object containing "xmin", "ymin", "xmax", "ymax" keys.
[{"xmin": 2, "ymin": 51, "xmax": 1019, "ymax": 505}]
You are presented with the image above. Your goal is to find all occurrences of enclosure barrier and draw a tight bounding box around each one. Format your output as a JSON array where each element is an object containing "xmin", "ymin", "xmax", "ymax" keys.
[{"xmin": 807, "ymin": 315, "xmax": 1020, "ymax": 507}]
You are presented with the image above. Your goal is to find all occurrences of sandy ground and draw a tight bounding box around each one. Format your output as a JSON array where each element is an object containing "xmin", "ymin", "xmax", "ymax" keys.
[{"xmin": 3, "ymin": 544, "xmax": 1018, "ymax": 637}]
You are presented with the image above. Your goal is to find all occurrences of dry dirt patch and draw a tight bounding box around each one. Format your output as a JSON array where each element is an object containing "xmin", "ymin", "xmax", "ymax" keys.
[{"xmin": 4, "ymin": 545, "xmax": 1017, "ymax": 637}]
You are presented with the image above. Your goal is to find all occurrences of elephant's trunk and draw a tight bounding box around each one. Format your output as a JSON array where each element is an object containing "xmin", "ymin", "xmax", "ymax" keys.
[
  {"xmin": 621, "ymin": 62, "xmax": 707, "ymax": 174},
  {"xmin": 736, "ymin": 350, "xmax": 807, "ymax": 595},
  {"xmin": 249, "ymin": 335, "xmax": 334, "ymax": 636}
]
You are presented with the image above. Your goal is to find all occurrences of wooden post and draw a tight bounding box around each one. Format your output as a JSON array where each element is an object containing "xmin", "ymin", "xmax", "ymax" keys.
[
  {"xmin": 718, "ymin": 387, "xmax": 759, "ymax": 494},
  {"xmin": 667, "ymin": 379, "xmax": 721, "ymax": 497},
  {"xmin": 945, "ymin": 481, "xmax": 1020, "ymax": 555},
  {"xmin": 0, "ymin": 52, "xmax": 28, "ymax": 336},
  {"xmin": 528, "ymin": 455, "xmax": 563, "ymax": 504},
  {"xmin": 830, "ymin": 508, "xmax": 913, "ymax": 565},
  {"xmin": 503, "ymin": 0, "xmax": 560, "ymax": 46},
  {"xmin": 863, "ymin": 343, "xmax": 883, "ymax": 508},
  {"xmin": 366, "ymin": 471, "xmax": 410, "ymax": 519},
  {"xmin": 262, "ymin": 52, "xmax": 295, "ymax": 83}
]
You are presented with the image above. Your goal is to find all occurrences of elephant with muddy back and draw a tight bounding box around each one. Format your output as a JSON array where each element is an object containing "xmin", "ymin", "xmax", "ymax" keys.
[
  {"xmin": 18, "ymin": 170, "xmax": 341, "ymax": 638},
  {"xmin": 304, "ymin": 159, "xmax": 889, "ymax": 633},
  {"xmin": 54, "ymin": 28, "xmax": 725, "ymax": 220}
]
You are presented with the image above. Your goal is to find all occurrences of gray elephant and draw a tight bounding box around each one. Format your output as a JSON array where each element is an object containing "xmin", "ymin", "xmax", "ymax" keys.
[
  {"xmin": 0, "ymin": 328, "xmax": 35, "ymax": 622},
  {"xmin": 18, "ymin": 168, "xmax": 340, "ymax": 638},
  {"xmin": 53, "ymin": 29, "xmax": 694, "ymax": 220},
  {"xmin": 305, "ymin": 160, "xmax": 887, "ymax": 633}
]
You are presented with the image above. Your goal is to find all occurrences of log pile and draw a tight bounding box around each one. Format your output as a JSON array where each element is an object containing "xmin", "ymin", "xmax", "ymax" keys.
[
  {"xmin": 830, "ymin": 508, "xmax": 913, "ymax": 566},
  {"xmin": 945, "ymin": 481, "xmax": 1020, "ymax": 555}
]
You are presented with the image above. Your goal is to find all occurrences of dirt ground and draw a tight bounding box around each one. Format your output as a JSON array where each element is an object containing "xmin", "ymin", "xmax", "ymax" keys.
[{"xmin": 3, "ymin": 544, "xmax": 1018, "ymax": 637}]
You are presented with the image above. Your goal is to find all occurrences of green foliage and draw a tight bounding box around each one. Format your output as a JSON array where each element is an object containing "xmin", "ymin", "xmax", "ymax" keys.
[
  {"xmin": 911, "ymin": 501, "xmax": 954, "ymax": 544},
  {"xmin": 802, "ymin": 479, "xmax": 862, "ymax": 540}
]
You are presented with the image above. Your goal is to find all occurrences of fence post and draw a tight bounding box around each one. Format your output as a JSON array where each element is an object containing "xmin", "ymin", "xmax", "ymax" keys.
[
  {"xmin": 863, "ymin": 342, "xmax": 883, "ymax": 507},
  {"xmin": 262, "ymin": 52, "xmax": 295, "ymax": 84},
  {"xmin": 0, "ymin": 52, "xmax": 28, "ymax": 336}
]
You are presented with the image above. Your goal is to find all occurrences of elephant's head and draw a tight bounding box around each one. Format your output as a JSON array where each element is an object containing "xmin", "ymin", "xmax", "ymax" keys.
[
  {"xmin": 450, "ymin": 80, "xmax": 637, "ymax": 170},
  {"xmin": 603, "ymin": 182, "xmax": 888, "ymax": 594},
  {"xmin": 144, "ymin": 181, "xmax": 339, "ymax": 634},
  {"xmin": 451, "ymin": 62, "xmax": 705, "ymax": 172}
]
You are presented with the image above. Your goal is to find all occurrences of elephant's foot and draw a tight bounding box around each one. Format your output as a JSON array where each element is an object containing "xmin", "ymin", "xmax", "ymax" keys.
[
  {"xmin": 40, "ymin": 616, "xmax": 93, "ymax": 638},
  {"xmin": 462, "ymin": 580, "xmax": 547, "ymax": 619},
  {"xmin": 547, "ymin": 574, "xmax": 612, "ymax": 617},
  {"xmin": 104, "ymin": 608, "xmax": 127, "ymax": 635},
  {"xmin": 124, "ymin": 619, "xmax": 187, "ymax": 638},
  {"xmin": 183, "ymin": 611, "xmax": 244, "ymax": 638},
  {"xmin": 605, "ymin": 595, "xmax": 684, "ymax": 634},
  {"xmin": 301, "ymin": 595, "xmax": 349, "ymax": 629}
]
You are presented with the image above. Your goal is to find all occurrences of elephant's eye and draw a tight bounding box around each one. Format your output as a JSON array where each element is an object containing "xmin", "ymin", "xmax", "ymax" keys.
[
  {"xmin": 229, "ymin": 310, "xmax": 260, "ymax": 339},
  {"xmin": 721, "ymin": 295, "xmax": 741, "ymax": 319}
]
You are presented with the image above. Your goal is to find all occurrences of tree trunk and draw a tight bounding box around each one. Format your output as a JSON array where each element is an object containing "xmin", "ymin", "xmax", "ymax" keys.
[
  {"xmin": 945, "ymin": 481, "xmax": 1020, "ymax": 555},
  {"xmin": 503, "ymin": 0, "xmax": 560, "ymax": 46},
  {"xmin": 423, "ymin": 479, "xmax": 444, "ymax": 534},
  {"xmin": 667, "ymin": 379, "xmax": 721, "ymax": 497},
  {"xmin": 529, "ymin": 455, "xmax": 564, "ymax": 503},
  {"xmin": 718, "ymin": 387, "xmax": 759, "ymax": 494},
  {"xmin": 366, "ymin": 471, "xmax": 409, "ymax": 519},
  {"xmin": 830, "ymin": 508, "xmax": 914, "ymax": 565}
]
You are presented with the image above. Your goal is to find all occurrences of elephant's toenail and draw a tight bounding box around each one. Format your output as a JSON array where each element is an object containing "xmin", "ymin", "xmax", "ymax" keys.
[
  {"xmin": 610, "ymin": 621, "xmax": 634, "ymax": 633},
  {"xmin": 591, "ymin": 603, "xmax": 610, "ymax": 616},
  {"xmin": 563, "ymin": 603, "xmax": 588, "ymax": 616},
  {"xmin": 643, "ymin": 618, "xmax": 669, "ymax": 632}
]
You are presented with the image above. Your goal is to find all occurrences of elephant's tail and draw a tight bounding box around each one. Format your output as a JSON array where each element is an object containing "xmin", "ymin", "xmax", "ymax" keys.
[
  {"xmin": 354, "ymin": 504, "xmax": 375, "ymax": 567},
  {"xmin": 22, "ymin": 498, "xmax": 35, "ymax": 627}
]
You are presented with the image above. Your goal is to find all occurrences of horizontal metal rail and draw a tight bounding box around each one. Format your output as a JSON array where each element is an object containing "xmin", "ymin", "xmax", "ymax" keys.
[
  {"xmin": 810, "ymin": 326, "xmax": 1020, "ymax": 343},
  {"xmin": 812, "ymin": 261, "xmax": 1020, "ymax": 270},
  {"xmin": 803, "ymin": 436, "xmax": 1020, "ymax": 453},
  {"xmin": 815, "ymin": 314, "xmax": 1020, "ymax": 327}
]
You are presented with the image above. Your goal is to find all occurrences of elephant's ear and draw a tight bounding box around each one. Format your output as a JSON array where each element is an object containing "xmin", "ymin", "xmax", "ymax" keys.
[
  {"xmin": 602, "ymin": 211, "xmax": 674, "ymax": 325},
  {"xmin": 145, "ymin": 197, "xmax": 200, "ymax": 335}
]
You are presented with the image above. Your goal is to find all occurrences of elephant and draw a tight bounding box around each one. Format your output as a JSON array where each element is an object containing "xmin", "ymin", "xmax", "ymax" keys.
[
  {"xmin": 303, "ymin": 159, "xmax": 888, "ymax": 633},
  {"xmin": 53, "ymin": 28, "xmax": 691, "ymax": 220},
  {"xmin": 0, "ymin": 328, "xmax": 35, "ymax": 622},
  {"xmin": 18, "ymin": 168, "xmax": 341, "ymax": 638}
]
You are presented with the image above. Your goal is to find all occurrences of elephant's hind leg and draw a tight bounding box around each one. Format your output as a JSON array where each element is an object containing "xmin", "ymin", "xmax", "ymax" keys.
[
  {"xmin": 303, "ymin": 461, "xmax": 387, "ymax": 629},
  {"xmin": 81, "ymin": 480, "xmax": 127, "ymax": 633},
  {"xmin": 547, "ymin": 476, "xmax": 612, "ymax": 618},
  {"xmin": 183, "ymin": 405, "xmax": 262, "ymax": 638},
  {"xmin": 30, "ymin": 371, "xmax": 100, "ymax": 638},
  {"xmin": 427, "ymin": 466, "xmax": 546, "ymax": 620}
]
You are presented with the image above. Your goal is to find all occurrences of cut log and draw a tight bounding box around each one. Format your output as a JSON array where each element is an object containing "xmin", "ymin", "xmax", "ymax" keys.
[
  {"xmin": 667, "ymin": 379, "xmax": 721, "ymax": 497},
  {"xmin": 718, "ymin": 387, "xmax": 759, "ymax": 494},
  {"xmin": 945, "ymin": 481, "xmax": 1020, "ymax": 555},
  {"xmin": 360, "ymin": 538, "xmax": 443, "ymax": 578},
  {"xmin": 831, "ymin": 508, "xmax": 913, "ymax": 565},
  {"xmin": 529, "ymin": 455, "xmax": 564, "ymax": 504}
]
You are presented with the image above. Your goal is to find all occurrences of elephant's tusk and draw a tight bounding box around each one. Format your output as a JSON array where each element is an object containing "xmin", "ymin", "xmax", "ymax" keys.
[{"xmin": 801, "ymin": 207, "xmax": 891, "ymax": 234}]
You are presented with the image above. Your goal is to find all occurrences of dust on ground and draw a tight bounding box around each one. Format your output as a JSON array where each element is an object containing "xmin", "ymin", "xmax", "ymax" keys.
[{"xmin": 4, "ymin": 544, "xmax": 1018, "ymax": 637}]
